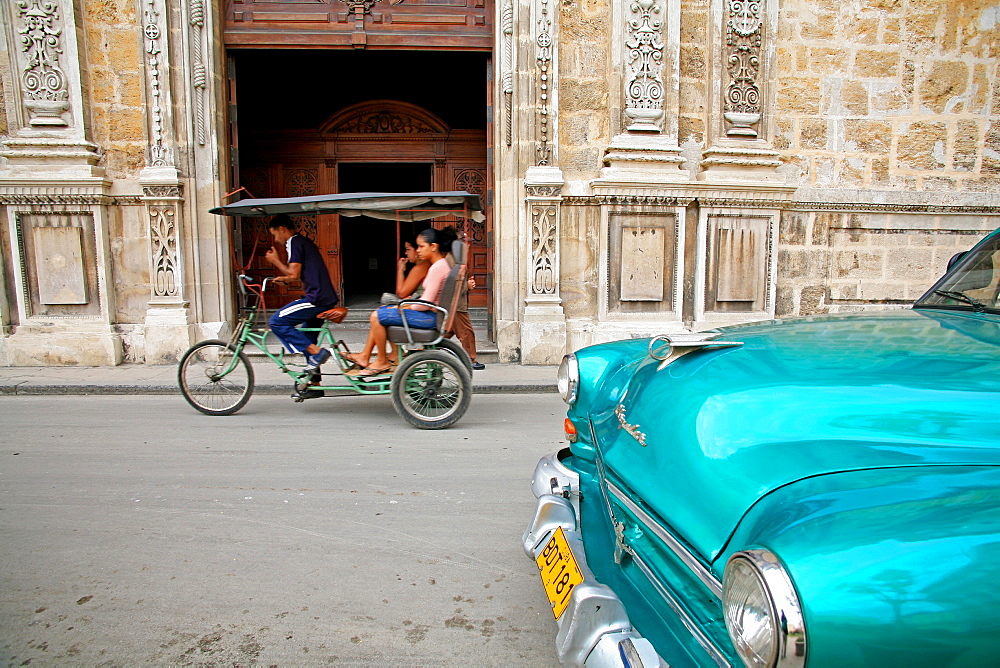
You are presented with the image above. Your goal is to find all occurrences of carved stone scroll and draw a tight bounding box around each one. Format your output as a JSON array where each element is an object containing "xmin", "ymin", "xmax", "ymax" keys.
[
  {"xmin": 624, "ymin": 0, "xmax": 665, "ymax": 132},
  {"xmin": 723, "ymin": 0, "xmax": 763, "ymax": 138},
  {"xmin": 15, "ymin": 0, "xmax": 70, "ymax": 127}
]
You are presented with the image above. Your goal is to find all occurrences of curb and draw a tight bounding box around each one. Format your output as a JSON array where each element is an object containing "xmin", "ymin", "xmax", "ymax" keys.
[{"xmin": 0, "ymin": 383, "xmax": 557, "ymax": 396}]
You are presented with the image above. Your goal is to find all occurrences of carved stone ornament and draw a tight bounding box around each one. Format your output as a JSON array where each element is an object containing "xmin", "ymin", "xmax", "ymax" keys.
[
  {"xmin": 624, "ymin": 0, "xmax": 665, "ymax": 132},
  {"xmin": 144, "ymin": 0, "xmax": 173, "ymax": 165},
  {"xmin": 525, "ymin": 184, "xmax": 562, "ymax": 197},
  {"xmin": 535, "ymin": 0, "xmax": 552, "ymax": 165},
  {"xmin": 501, "ymin": 0, "xmax": 514, "ymax": 147},
  {"xmin": 724, "ymin": 0, "xmax": 763, "ymax": 137},
  {"xmin": 149, "ymin": 204, "xmax": 179, "ymax": 297},
  {"xmin": 190, "ymin": 0, "xmax": 208, "ymax": 145},
  {"xmin": 142, "ymin": 185, "xmax": 182, "ymax": 198},
  {"xmin": 530, "ymin": 203, "xmax": 557, "ymax": 294},
  {"xmin": 16, "ymin": 0, "xmax": 70, "ymax": 126}
]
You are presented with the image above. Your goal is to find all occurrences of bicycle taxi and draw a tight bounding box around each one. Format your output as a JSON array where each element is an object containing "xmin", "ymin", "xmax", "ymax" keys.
[{"xmin": 177, "ymin": 191, "xmax": 482, "ymax": 429}]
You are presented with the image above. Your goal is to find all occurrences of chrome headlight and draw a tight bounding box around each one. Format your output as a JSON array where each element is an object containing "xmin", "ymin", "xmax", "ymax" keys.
[
  {"xmin": 556, "ymin": 353, "xmax": 579, "ymax": 405},
  {"xmin": 723, "ymin": 550, "xmax": 806, "ymax": 668}
]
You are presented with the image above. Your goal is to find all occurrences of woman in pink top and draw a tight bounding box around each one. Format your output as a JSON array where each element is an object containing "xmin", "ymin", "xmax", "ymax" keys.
[{"xmin": 346, "ymin": 226, "xmax": 457, "ymax": 376}]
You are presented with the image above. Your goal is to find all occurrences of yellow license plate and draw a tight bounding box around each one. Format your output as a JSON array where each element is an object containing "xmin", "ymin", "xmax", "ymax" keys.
[{"xmin": 536, "ymin": 526, "xmax": 585, "ymax": 619}]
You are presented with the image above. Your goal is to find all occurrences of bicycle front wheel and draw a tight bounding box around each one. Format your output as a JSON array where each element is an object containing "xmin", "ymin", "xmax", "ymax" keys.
[{"xmin": 178, "ymin": 340, "xmax": 255, "ymax": 416}]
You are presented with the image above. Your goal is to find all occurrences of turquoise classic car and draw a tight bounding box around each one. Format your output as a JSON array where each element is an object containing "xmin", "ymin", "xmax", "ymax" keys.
[{"xmin": 523, "ymin": 228, "xmax": 1000, "ymax": 668}]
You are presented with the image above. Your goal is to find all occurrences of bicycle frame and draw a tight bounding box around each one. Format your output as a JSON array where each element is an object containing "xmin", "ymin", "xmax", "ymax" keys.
[{"xmin": 225, "ymin": 275, "xmax": 397, "ymax": 395}]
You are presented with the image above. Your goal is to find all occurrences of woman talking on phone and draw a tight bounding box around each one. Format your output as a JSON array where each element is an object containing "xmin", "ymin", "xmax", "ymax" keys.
[{"xmin": 346, "ymin": 226, "xmax": 457, "ymax": 376}]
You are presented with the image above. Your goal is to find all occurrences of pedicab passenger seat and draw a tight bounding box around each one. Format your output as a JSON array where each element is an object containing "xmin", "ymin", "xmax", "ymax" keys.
[{"xmin": 386, "ymin": 241, "xmax": 466, "ymax": 346}]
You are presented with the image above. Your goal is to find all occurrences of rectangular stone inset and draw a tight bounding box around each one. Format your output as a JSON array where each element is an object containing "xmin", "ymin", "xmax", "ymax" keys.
[
  {"xmin": 620, "ymin": 226, "xmax": 665, "ymax": 301},
  {"xmin": 716, "ymin": 227, "xmax": 758, "ymax": 301},
  {"xmin": 33, "ymin": 226, "xmax": 88, "ymax": 304}
]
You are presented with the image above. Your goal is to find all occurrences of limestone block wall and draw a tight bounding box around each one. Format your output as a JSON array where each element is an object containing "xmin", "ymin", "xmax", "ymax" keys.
[
  {"xmin": 777, "ymin": 211, "xmax": 998, "ymax": 316},
  {"xmin": 82, "ymin": 0, "xmax": 146, "ymax": 179},
  {"xmin": 773, "ymin": 0, "xmax": 999, "ymax": 191}
]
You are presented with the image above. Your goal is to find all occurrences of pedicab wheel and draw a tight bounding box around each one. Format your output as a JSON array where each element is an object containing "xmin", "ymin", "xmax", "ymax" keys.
[
  {"xmin": 436, "ymin": 338, "xmax": 473, "ymax": 373},
  {"xmin": 178, "ymin": 340, "xmax": 255, "ymax": 416},
  {"xmin": 390, "ymin": 350, "xmax": 471, "ymax": 429}
]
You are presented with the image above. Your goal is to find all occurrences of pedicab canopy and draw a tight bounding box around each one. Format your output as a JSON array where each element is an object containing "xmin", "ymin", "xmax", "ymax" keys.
[{"xmin": 210, "ymin": 191, "xmax": 485, "ymax": 223}]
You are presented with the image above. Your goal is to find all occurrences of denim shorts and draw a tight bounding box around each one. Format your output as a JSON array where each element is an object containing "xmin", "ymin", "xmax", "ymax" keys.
[{"xmin": 376, "ymin": 304, "xmax": 437, "ymax": 329}]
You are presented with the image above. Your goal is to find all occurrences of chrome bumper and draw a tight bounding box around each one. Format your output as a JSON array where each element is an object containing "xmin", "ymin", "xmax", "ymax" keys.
[{"xmin": 523, "ymin": 450, "xmax": 666, "ymax": 668}]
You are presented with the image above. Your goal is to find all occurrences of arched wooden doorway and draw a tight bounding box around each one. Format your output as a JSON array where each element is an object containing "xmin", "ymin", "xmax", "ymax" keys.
[{"xmin": 237, "ymin": 100, "xmax": 488, "ymax": 308}]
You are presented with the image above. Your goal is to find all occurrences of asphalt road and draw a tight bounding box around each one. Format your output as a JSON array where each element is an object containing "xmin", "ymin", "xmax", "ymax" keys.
[{"xmin": 0, "ymin": 393, "xmax": 567, "ymax": 666}]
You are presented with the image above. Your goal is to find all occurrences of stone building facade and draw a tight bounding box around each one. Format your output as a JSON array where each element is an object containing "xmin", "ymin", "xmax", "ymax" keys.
[{"xmin": 0, "ymin": 0, "xmax": 997, "ymax": 366}]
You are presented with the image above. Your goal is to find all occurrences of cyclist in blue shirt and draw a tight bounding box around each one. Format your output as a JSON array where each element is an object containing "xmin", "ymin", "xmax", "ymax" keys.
[{"xmin": 264, "ymin": 214, "xmax": 338, "ymax": 372}]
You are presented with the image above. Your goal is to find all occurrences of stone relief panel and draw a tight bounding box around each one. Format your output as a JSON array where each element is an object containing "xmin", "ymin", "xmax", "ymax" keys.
[
  {"xmin": 722, "ymin": 0, "xmax": 764, "ymax": 138},
  {"xmin": 623, "ymin": 0, "xmax": 665, "ymax": 132},
  {"xmin": 14, "ymin": 211, "xmax": 101, "ymax": 316},
  {"xmin": 148, "ymin": 203, "xmax": 178, "ymax": 297},
  {"xmin": 530, "ymin": 202, "xmax": 557, "ymax": 294},
  {"xmin": 142, "ymin": 0, "xmax": 173, "ymax": 165},
  {"xmin": 534, "ymin": 0, "xmax": 553, "ymax": 165},
  {"xmin": 704, "ymin": 214, "xmax": 772, "ymax": 313},
  {"xmin": 607, "ymin": 211, "xmax": 678, "ymax": 313},
  {"xmin": 13, "ymin": 0, "xmax": 70, "ymax": 127}
]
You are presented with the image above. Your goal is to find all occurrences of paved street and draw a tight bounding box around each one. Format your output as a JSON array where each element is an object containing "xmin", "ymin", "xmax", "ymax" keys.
[{"xmin": 0, "ymin": 393, "xmax": 567, "ymax": 666}]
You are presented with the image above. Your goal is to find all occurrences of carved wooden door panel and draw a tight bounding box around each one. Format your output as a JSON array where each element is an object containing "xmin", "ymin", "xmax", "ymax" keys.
[
  {"xmin": 237, "ymin": 165, "xmax": 342, "ymax": 309},
  {"xmin": 450, "ymin": 166, "xmax": 488, "ymax": 307},
  {"xmin": 224, "ymin": 0, "xmax": 491, "ymax": 49}
]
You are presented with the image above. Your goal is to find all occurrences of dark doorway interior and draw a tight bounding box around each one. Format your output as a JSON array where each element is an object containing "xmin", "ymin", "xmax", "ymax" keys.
[{"xmin": 338, "ymin": 163, "xmax": 433, "ymax": 306}]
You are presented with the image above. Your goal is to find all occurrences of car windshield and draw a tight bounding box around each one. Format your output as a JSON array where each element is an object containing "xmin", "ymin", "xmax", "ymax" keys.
[{"xmin": 915, "ymin": 232, "xmax": 1000, "ymax": 314}]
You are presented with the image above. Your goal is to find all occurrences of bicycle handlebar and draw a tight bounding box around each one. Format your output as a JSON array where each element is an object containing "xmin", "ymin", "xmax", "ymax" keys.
[{"xmin": 238, "ymin": 274, "xmax": 275, "ymax": 294}]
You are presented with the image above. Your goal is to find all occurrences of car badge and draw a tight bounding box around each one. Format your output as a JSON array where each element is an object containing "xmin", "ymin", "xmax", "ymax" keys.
[{"xmin": 615, "ymin": 403, "xmax": 647, "ymax": 447}]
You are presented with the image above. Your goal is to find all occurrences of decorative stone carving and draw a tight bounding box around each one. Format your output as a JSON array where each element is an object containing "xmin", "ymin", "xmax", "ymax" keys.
[
  {"xmin": 624, "ymin": 0, "xmax": 665, "ymax": 132},
  {"xmin": 144, "ymin": 0, "xmax": 172, "ymax": 165},
  {"xmin": 190, "ymin": 0, "xmax": 208, "ymax": 145},
  {"xmin": 142, "ymin": 185, "xmax": 183, "ymax": 300},
  {"xmin": 525, "ymin": 184, "xmax": 562, "ymax": 197},
  {"xmin": 149, "ymin": 204, "xmax": 178, "ymax": 297},
  {"xmin": 501, "ymin": 0, "xmax": 514, "ymax": 147},
  {"xmin": 530, "ymin": 203, "xmax": 557, "ymax": 294},
  {"xmin": 535, "ymin": 0, "xmax": 552, "ymax": 165},
  {"xmin": 15, "ymin": 0, "xmax": 70, "ymax": 127},
  {"xmin": 723, "ymin": 0, "xmax": 763, "ymax": 138}
]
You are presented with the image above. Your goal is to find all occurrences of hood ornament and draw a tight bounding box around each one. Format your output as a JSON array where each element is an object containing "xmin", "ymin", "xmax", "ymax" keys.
[
  {"xmin": 648, "ymin": 333, "xmax": 743, "ymax": 370},
  {"xmin": 614, "ymin": 397, "xmax": 647, "ymax": 447}
]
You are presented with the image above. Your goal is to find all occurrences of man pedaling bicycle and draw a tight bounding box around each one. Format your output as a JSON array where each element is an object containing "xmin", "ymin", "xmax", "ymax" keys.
[{"xmin": 264, "ymin": 214, "xmax": 339, "ymax": 374}]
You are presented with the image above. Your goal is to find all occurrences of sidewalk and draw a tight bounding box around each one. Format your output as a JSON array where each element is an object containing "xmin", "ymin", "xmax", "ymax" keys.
[{"xmin": 0, "ymin": 361, "xmax": 557, "ymax": 396}]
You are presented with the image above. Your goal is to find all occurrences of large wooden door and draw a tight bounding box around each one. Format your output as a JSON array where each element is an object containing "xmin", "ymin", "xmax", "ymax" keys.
[
  {"xmin": 238, "ymin": 101, "xmax": 487, "ymax": 308},
  {"xmin": 238, "ymin": 164, "xmax": 343, "ymax": 308}
]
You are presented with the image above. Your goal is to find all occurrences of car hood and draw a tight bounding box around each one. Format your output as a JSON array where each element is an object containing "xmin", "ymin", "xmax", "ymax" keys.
[
  {"xmin": 597, "ymin": 309, "xmax": 1000, "ymax": 560},
  {"xmin": 723, "ymin": 465, "xmax": 1000, "ymax": 666}
]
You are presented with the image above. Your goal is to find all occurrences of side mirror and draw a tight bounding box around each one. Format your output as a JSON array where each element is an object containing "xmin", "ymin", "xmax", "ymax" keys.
[{"xmin": 946, "ymin": 251, "xmax": 967, "ymax": 271}]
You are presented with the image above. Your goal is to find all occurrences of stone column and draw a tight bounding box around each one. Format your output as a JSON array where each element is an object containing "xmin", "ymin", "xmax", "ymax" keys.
[
  {"xmin": 139, "ymin": 0, "xmax": 192, "ymax": 363},
  {"xmin": 0, "ymin": 0, "xmax": 121, "ymax": 365}
]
